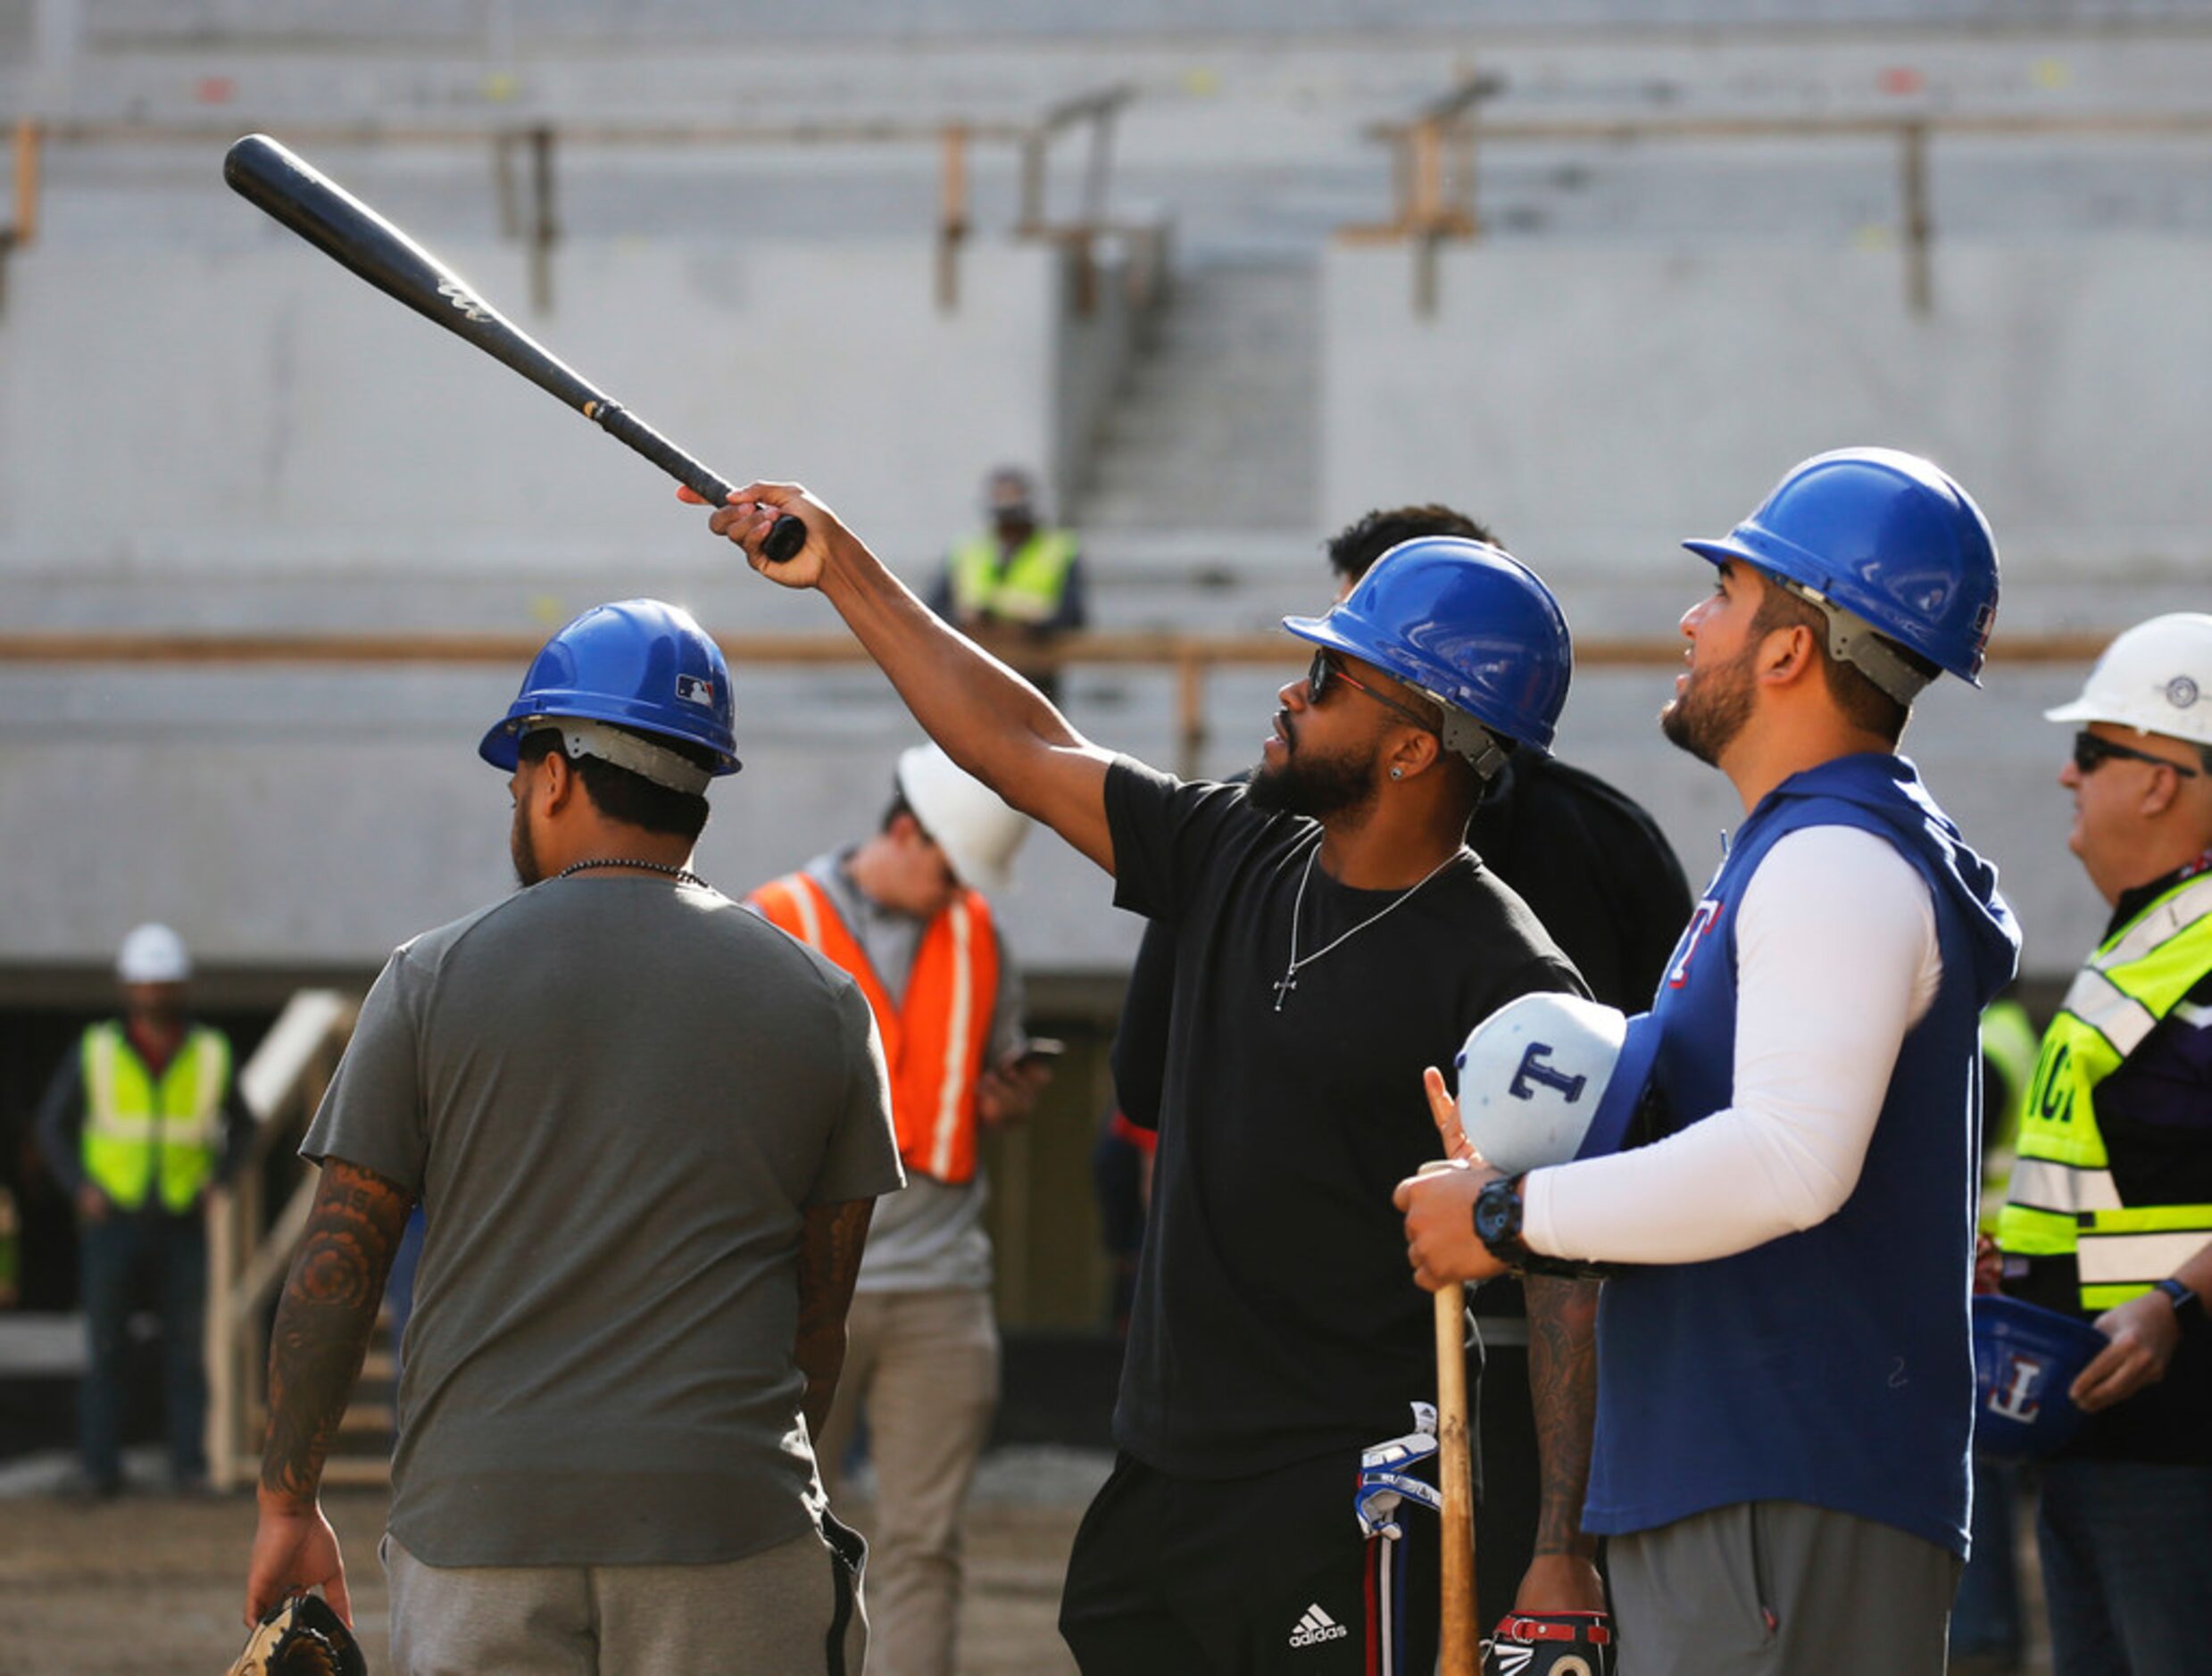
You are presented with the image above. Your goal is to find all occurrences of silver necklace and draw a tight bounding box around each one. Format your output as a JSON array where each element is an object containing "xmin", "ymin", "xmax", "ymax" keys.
[
  {"xmin": 1273, "ymin": 842, "xmax": 1465, "ymax": 1011},
  {"xmin": 556, "ymin": 857, "xmax": 710, "ymax": 889}
]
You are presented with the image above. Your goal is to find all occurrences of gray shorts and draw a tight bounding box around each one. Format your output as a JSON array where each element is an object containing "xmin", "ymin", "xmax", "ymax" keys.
[
  {"xmin": 1606, "ymin": 1500, "xmax": 1961, "ymax": 1676},
  {"xmin": 383, "ymin": 1522, "xmax": 867, "ymax": 1675}
]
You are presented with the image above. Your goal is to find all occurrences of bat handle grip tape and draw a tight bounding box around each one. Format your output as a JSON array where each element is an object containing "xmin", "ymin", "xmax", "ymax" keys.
[{"xmin": 590, "ymin": 400, "xmax": 806, "ymax": 564}]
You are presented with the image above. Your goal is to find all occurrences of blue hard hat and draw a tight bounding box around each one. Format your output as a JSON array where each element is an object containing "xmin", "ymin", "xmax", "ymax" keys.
[
  {"xmin": 1971, "ymin": 1294, "xmax": 2108, "ymax": 1460},
  {"xmin": 478, "ymin": 598, "xmax": 740, "ymax": 776},
  {"xmin": 1684, "ymin": 448, "xmax": 1999, "ymax": 685},
  {"xmin": 1283, "ymin": 536, "xmax": 1574, "ymax": 755}
]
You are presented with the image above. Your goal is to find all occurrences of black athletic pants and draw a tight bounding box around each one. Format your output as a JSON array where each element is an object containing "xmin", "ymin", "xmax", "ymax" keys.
[{"xmin": 1059, "ymin": 1450, "xmax": 1441, "ymax": 1676}]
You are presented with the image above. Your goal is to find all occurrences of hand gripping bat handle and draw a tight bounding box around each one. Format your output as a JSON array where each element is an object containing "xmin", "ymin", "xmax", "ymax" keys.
[{"xmin": 588, "ymin": 400, "xmax": 807, "ymax": 564}]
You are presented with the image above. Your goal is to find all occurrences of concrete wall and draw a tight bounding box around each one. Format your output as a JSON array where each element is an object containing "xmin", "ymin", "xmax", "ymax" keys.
[
  {"xmin": 0, "ymin": 236, "xmax": 1066, "ymax": 575},
  {"xmin": 1322, "ymin": 239, "xmax": 2212, "ymax": 581}
]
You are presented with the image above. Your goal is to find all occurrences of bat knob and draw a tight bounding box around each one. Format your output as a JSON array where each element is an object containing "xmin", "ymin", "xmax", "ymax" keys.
[{"xmin": 761, "ymin": 515, "xmax": 808, "ymax": 565}]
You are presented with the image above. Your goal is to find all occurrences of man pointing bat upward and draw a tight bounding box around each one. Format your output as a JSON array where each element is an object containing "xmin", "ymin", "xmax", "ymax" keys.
[
  {"xmin": 1399, "ymin": 452, "xmax": 2020, "ymax": 1676},
  {"xmin": 696, "ymin": 481, "xmax": 1599, "ymax": 1675}
]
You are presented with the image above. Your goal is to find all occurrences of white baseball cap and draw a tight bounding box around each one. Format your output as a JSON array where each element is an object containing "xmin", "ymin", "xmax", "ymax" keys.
[
  {"xmin": 116, "ymin": 923, "xmax": 192, "ymax": 985},
  {"xmin": 2045, "ymin": 613, "xmax": 2212, "ymax": 749},
  {"xmin": 1454, "ymin": 993, "xmax": 1662, "ymax": 1175}
]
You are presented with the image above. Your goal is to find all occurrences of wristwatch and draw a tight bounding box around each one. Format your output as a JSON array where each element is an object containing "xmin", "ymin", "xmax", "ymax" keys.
[
  {"xmin": 1473, "ymin": 1175, "xmax": 1530, "ymax": 1267},
  {"xmin": 2153, "ymin": 1277, "xmax": 2203, "ymax": 1326}
]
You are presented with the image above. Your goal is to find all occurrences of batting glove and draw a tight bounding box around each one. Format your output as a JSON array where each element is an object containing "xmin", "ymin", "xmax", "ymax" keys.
[
  {"xmin": 1354, "ymin": 1401, "xmax": 1443, "ymax": 1540},
  {"xmin": 1482, "ymin": 1609, "xmax": 1616, "ymax": 1676}
]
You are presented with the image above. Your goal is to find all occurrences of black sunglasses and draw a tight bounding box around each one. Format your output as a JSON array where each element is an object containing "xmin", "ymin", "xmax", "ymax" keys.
[
  {"xmin": 1306, "ymin": 648, "xmax": 1438, "ymax": 734},
  {"xmin": 2072, "ymin": 730, "xmax": 2201, "ymax": 778}
]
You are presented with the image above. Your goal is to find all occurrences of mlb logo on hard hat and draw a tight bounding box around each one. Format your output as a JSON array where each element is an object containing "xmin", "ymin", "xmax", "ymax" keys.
[{"xmin": 675, "ymin": 673, "xmax": 715, "ymax": 708}]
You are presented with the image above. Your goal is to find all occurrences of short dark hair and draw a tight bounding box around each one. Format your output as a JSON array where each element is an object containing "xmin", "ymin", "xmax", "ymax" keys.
[
  {"xmin": 1326, "ymin": 504, "xmax": 1499, "ymax": 585},
  {"xmin": 879, "ymin": 790, "xmax": 920, "ymax": 835},
  {"xmin": 1747, "ymin": 583, "xmax": 1933, "ymax": 747},
  {"xmin": 517, "ymin": 727, "xmax": 713, "ymax": 841}
]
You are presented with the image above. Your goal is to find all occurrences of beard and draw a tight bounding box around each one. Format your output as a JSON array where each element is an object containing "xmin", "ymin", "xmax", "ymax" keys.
[
  {"xmin": 1248, "ymin": 725, "xmax": 1379, "ymax": 822},
  {"xmin": 1660, "ymin": 643, "xmax": 1757, "ymax": 767},
  {"xmin": 511, "ymin": 801, "xmax": 544, "ymax": 888}
]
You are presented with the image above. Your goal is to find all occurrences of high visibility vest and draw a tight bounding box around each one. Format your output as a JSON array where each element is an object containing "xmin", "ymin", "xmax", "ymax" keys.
[
  {"xmin": 947, "ymin": 529, "xmax": 1078, "ymax": 626},
  {"xmin": 79, "ymin": 1021, "xmax": 231, "ymax": 1215},
  {"xmin": 1998, "ymin": 869, "xmax": 2212, "ymax": 1310},
  {"xmin": 750, "ymin": 872, "xmax": 1000, "ymax": 1185},
  {"xmin": 1976, "ymin": 998, "xmax": 2039, "ymax": 1233}
]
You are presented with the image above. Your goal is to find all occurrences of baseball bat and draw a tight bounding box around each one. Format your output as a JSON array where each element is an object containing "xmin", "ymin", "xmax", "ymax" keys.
[
  {"xmin": 222, "ymin": 133, "xmax": 806, "ymax": 565},
  {"xmin": 1418, "ymin": 1160, "xmax": 1479, "ymax": 1675}
]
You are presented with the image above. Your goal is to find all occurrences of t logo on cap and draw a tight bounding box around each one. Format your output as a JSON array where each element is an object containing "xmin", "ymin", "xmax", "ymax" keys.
[{"xmin": 1510, "ymin": 1043, "xmax": 1588, "ymax": 1104}]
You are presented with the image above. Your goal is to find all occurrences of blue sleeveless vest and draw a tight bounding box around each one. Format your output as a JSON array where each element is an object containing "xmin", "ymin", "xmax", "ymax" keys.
[{"xmin": 1582, "ymin": 754, "xmax": 2018, "ymax": 1556}]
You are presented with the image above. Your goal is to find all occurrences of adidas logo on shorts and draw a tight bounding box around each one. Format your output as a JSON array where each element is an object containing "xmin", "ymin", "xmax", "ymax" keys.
[{"xmin": 1288, "ymin": 1604, "xmax": 1350, "ymax": 1648}]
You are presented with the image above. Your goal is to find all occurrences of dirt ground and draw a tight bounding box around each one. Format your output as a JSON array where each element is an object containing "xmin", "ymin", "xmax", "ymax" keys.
[{"xmin": 0, "ymin": 1483, "xmax": 1083, "ymax": 1676}]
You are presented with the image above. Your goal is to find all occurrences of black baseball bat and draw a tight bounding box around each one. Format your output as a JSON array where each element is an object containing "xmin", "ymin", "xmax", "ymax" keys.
[{"xmin": 222, "ymin": 132, "xmax": 806, "ymax": 564}]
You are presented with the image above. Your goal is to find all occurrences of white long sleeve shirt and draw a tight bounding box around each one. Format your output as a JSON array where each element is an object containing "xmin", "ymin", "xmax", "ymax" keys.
[{"xmin": 1522, "ymin": 824, "xmax": 1942, "ymax": 1265}]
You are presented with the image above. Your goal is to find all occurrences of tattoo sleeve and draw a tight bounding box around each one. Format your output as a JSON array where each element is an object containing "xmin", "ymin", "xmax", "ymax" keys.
[
  {"xmin": 1525, "ymin": 1274, "xmax": 1601, "ymax": 1561},
  {"xmin": 794, "ymin": 1198, "xmax": 876, "ymax": 1445},
  {"xmin": 260, "ymin": 1158, "xmax": 414, "ymax": 1507}
]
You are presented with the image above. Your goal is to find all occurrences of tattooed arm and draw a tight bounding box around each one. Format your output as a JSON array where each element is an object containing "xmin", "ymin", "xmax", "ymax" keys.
[
  {"xmin": 1516, "ymin": 1274, "xmax": 1607, "ymax": 1612},
  {"xmin": 794, "ymin": 1198, "xmax": 876, "ymax": 1444},
  {"xmin": 242, "ymin": 1157, "xmax": 415, "ymax": 1629}
]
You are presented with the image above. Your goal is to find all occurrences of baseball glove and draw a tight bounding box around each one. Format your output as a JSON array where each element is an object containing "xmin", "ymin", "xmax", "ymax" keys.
[
  {"xmin": 1482, "ymin": 1609, "xmax": 1616, "ymax": 1676},
  {"xmin": 226, "ymin": 1591, "xmax": 367, "ymax": 1676}
]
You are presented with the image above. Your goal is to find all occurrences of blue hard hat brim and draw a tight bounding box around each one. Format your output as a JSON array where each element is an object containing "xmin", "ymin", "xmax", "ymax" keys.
[
  {"xmin": 1682, "ymin": 537, "xmax": 1987, "ymax": 690},
  {"xmin": 477, "ymin": 711, "xmax": 743, "ymax": 777},
  {"xmin": 1576, "ymin": 1009, "xmax": 1664, "ymax": 1162}
]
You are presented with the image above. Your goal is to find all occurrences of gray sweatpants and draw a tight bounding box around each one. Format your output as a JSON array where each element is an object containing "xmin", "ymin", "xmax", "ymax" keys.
[
  {"xmin": 1607, "ymin": 1501, "xmax": 1961, "ymax": 1676},
  {"xmin": 384, "ymin": 1525, "xmax": 867, "ymax": 1675}
]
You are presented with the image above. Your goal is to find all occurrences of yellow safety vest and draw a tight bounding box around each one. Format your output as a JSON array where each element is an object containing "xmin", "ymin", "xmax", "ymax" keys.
[
  {"xmin": 79, "ymin": 1021, "xmax": 231, "ymax": 1215},
  {"xmin": 947, "ymin": 529, "xmax": 1078, "ymax": 626},
  {"xmin": 1998, "ymin": 870, "xmax": 2212, "ymax": 1310},
  {"xmin": 1977, "ymin": 998, "xmax": 2039, "ymax": 1234}
]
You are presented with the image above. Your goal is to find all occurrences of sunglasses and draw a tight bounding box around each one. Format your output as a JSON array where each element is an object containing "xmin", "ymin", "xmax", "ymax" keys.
[
  {"xmin": 1306, "ymin": 648, "xmax": 1438, "ymax": 734},
  {"xmin": 2072, "ymin": 730, "xmax": 2201, "ymax": 778}
]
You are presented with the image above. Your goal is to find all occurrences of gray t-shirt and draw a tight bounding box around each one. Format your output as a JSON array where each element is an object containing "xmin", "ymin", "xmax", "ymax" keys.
[
  {"xmin": 797, "ymin": 849, "xmax": 1023, "ymax": 1295},
  {"xmin": 302, "ymin": 875, "xmax": 901, "ymax": 1568}
]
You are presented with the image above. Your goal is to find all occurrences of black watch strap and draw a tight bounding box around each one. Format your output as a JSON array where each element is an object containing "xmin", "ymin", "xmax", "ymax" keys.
[{"xmin": 2154, "ymin": 1277, "xmax": 2203, "ymax": 1324}]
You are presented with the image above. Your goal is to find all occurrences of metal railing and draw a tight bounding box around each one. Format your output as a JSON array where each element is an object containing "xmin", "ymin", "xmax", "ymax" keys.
[
  {"xmin": 204, "ymin": 989, "xmax": 358, "ymax": 1491},
  {"xmin": 0, "ymin": 87, "xmax": 1146, "ymax": 314},
  {"xmin": 0, "ymin": 626, "xmax": 2117, "ymax": 782},
  {"xmin": 1342, "ymin": 79, "xmax": 2212, "ymax": 314}
]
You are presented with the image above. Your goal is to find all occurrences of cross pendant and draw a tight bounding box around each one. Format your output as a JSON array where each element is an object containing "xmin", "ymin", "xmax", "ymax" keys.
[{"xmin": 1272, "ymin": 969, "xmax": 1297, "ymax": 1011}]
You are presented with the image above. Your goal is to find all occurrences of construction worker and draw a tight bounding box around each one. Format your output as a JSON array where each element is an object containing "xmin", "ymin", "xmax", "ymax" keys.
[
  {"xmin": 241, "ymin": 600, "xmax": 902, "ymax": 1672},
  {"xmin": 36, "ymin": 922, "xmax": 254, "ymax": 1498},
  {"xmin": 1993, "ymin": 613, "xmax": 2212, "ymax": 1673},
  {"xmin": 927, "ymin": 465, "xmax": 1086, "ymax": 701},
  {"xmin": 694, "ymin": 479, "xmax": 1594, "ymax": 1675},
  {"xmin": 749, "ymin": 743, "xmax": 1043, "ymax": 1676}
]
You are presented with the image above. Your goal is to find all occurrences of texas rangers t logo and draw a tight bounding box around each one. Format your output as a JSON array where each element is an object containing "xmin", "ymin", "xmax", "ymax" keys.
[
  {"xmin": 1987, "ymin": 1352, "xmax": 2048, "ymax": 1423},
  {"xmin": 1510, "ymin": 1041, "xmax": 1587, "ymax": 1103}
]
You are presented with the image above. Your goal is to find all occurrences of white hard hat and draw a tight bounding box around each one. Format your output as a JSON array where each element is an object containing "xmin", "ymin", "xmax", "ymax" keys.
[
  {"xmin": 116, "ymin": 922, "xmax": 192, "ymax": 985},
  {"xmin": 2044, "ymin": 613, "xmax": 2212, "ymax": 749},
  {"xmin": 1454, "ymin": 993, "xmax": 1662, "ymax": 1175},
  {"xmin": 896, "ymin": 745, "xmax": 1030, "ymax": 895}
]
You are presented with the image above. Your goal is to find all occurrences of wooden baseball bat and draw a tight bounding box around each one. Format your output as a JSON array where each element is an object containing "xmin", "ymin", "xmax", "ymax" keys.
[
  {"xmin": 1435, "ymin": 1278, "xmax": 1478, "ymax": 1675},
  {"xmin": 222, "ymin": 133, "xmax": 806, "ymax": 564},
  {"xmin": 1412, "ymin": 1155, "xmax": 1479, "ymax": 1676}
]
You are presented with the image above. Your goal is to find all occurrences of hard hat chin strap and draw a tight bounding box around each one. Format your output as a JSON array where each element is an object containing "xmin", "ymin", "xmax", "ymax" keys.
[
  {"xmin": 525, "ymin": 717, "xmax": 713, "ymax": 795},
  {"xmin": 1774, "ymin": 579, "xmax": 1937, "ymax": 708},
  {"xmin": 1430, "ymin": 703, "xmax": 1510, "ymax": 780}
]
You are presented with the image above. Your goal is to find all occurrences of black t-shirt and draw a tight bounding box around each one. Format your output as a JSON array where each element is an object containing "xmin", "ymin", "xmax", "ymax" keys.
[
  {"xmin": 1111, "ymin": 754, "xmax": 1691, "ymax": 1136},
  {"xmin": 1104, "ymin": 758, "xmax": 1585, "ymax": 1478}
]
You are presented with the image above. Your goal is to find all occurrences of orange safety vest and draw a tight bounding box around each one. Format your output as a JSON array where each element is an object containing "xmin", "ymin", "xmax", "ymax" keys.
[{"xmin": 750, "ymin": 871, "xmax": 1000, "ymax": 1184}]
